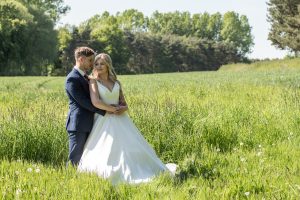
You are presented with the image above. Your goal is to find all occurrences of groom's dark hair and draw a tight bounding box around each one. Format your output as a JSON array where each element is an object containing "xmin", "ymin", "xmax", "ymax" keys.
[{"xmin": 74, "ymin": 47, "xmax": 95, "ymax": 60}]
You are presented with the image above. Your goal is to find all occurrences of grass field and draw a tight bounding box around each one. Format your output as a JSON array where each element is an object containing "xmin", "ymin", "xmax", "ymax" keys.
[{"xmin": 0, "ymin": 59, "xmax": 300, "ymax": 199}]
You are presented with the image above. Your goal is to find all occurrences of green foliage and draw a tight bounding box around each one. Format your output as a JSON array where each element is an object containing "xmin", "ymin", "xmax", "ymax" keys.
[
  {"xmin": 147, "ymin": 10, "xmax": 253, "ymax": 57},
  {"xmin": 0, "ymin": 0, "xmax": 68, "ymax": 76},
  {"xmin": 21, "ymin": 6, "xmax": 58, "ymax": 74},
  {"xmin": 149, "ymin": 11, "xmax": 192, "ymax": 36},
  {"xmin": 89, "ymin": 13, "xmax": 130, "ymax": 73},
  {"xmin": 18, "ymin": 0, "xmax": 70, "ymax": 22},
  {"xmin": 268, "ymin": 0, "xmax": 300, "ymax": 55},
  {"xmin": 0, "ymin": 0, "xmax": 33, "ymax": 75},
  {"xmin": 124, "ymin": 33, "xmax": 240, "ymax": 73},
  {"xmin": 116, "ymin": 9, "xmax": 147, "ymax": 32},
  {"xmin": 0, "ymin": 0, "xmax": 33, "ymax": 33},
  {"xmin": 1, "ymin": 6, "xmax": 255, "ymax": 76},
  {"xmin": 55, "ymin": 10, "xmax": 254, "ymax": 75},
  {"xmin": 57, "ymin": 26, "xmax": 72, "ymax": 51},
  {"xmin": 192, "ymin": 12, "xmax": 222, "ymax": 40},
  {"xmin": 220, "ymin": 12, "xmax": 254, "ymax": 57}
]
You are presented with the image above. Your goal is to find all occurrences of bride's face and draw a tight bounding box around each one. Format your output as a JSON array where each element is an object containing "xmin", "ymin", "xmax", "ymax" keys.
[{"xmin": 94, "ymin": 59, "xmax": 108, "ymax": 76}]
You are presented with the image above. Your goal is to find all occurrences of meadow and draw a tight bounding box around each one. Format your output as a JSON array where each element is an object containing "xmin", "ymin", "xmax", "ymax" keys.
[{"xmin": 0, "ymin": 59, "xmax": 300, "ymax": 199}]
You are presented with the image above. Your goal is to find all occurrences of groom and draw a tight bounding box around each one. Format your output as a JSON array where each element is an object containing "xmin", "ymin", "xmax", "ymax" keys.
[{"xmin": 65, "ymin": 46, "xmax": 106, "ymax": 166}]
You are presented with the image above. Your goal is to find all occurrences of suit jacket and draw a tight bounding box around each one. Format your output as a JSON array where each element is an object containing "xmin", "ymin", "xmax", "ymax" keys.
[{"xmin": 65, "ymin": 68, "xmax": 106, "ymax": 132}]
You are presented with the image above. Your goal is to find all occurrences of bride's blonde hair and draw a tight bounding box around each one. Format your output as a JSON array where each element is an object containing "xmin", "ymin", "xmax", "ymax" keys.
[{"xmin": 94, "ymin": 53, "xmax": 117, "ymax": 82}]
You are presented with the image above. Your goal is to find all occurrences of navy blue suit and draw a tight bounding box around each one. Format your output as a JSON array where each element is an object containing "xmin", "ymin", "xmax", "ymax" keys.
[{"xmin": 65, "ymin": 68, "xmax": 106, "ymax": 165}]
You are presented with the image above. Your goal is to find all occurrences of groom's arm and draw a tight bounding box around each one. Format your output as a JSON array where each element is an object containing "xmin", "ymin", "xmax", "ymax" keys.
[{"xmin": 66, "ymin": 77, "xmax": 105, "ymax": 115}]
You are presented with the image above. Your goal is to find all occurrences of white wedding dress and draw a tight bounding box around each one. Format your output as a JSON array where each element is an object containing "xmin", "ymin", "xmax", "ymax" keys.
[{"xmin": 78, "ymin": 81, "xmax": 176, "ymax": 185}]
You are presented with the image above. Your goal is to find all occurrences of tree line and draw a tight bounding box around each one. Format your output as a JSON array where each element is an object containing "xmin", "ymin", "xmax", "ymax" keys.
[
  {"xmin": 54, "ymin": 10, "xmax": 254, "ymax": 75},
  {"xmin": 1, "ymin": 0, "xmax": 298, "ymax": 76}
]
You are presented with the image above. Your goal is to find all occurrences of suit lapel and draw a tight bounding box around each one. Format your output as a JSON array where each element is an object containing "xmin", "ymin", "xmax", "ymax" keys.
[{"xmin": 73, "ymin": 68, "xmax": 89, "ymax": 92}]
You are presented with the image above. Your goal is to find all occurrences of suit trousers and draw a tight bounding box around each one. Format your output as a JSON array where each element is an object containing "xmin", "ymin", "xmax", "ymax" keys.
[{"xmin": 67, "ymin": 131, "xmax": 90, "ymax": 166}]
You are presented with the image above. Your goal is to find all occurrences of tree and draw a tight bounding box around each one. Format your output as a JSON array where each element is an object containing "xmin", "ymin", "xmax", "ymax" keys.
[
  {"xmin": 192, "ymin": 12, "xmax": 210, "ymax": 38},
  {"xmin": 268, "ymin": 0, "xmax": 300, "ymax": 56},
  {"xmin": 57, "ymin": 25, "xmax": 72, "ymax": 52},
  {"xmin": 116, "ymin": 9, "xmax": 147, "ymax": 32},
  {"xmin": 149, "ymin": 11, "xmax": 192, "ymax": 36},
  {"xmin": 220, "ymin": 11, "xmax": 254, "ymax": 57},
  {"xmin": 0, "ymin": 0, "xmax": 33, "ymax": 75},
  {"xmin": 21, "ymin": 6, "xmax": 58, "ymax": 75},
  {"xmin": 88, "ymin": 13, "xmax": 130, "ymax": 73},
  {"xmin": 18, "ymin": 0, "xmax": 69, "ymax": 22},
  {"xmin": 207, "ymin": 13, "xmax": 222, "ymax": 41},
  {"xmin": 0, "ymin": 0, "xmax": 69, "ymax": 75},
  {"xmin": 192, "ymin": 12, "xmax": 222, "ymax": 40}
]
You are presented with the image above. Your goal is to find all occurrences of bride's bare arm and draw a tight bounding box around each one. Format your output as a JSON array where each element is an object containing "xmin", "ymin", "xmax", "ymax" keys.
[
  {"xmin": 119, "ymin": 88, "xmax": 128, "ymax": 107},
  {"xmin": 89, "ymin": 79, "xmax": 117, "ymax": 112},
  {"xmin": 114, "ymin": 82, "xmax": 128, "ymax": 115}
]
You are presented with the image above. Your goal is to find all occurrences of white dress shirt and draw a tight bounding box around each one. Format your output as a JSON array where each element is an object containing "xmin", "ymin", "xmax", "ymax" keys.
[{"xmin": 74, "ymin": 66, "xmax": 86, "ymax": 77}]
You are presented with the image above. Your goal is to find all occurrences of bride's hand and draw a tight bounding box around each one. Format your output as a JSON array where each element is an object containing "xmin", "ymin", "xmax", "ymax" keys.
[
  {"xmin": 88, "ymin": 75, "xmax": 95, "ymax": 80},
  {"xmin": 114, "ymin": 105, "xmax": 128, "ymax": 115},
  {"xmin": 107, "ymin": 104, "xmax": 120, "ymax": 114}
]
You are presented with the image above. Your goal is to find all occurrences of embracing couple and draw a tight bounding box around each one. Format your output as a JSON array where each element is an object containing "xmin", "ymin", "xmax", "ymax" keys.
[{"xmin": 65, "ymin": 47, "xmax": 175, "ymax": 185}]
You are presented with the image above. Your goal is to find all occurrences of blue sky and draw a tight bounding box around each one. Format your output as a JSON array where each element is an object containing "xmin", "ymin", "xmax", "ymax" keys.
[{"xmin": 58, "ymin": 0, "xmax": 288, "ymax": 59}]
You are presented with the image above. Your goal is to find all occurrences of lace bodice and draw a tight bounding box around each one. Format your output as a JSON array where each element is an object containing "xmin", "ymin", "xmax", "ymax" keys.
[{"xmin": 97, "ymin": 81, "xmax": 119, "ymax": 105}]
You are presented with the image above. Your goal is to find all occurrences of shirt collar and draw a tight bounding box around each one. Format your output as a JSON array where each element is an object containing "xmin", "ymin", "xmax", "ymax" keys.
[{"xmin": 74, "ymin": 66, "xmax": 85, "ymax": 77}]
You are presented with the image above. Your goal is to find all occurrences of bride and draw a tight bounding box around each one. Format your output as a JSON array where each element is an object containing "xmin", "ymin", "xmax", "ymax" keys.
[{"xmin": 78, "ymin": 53, "xmax": 176, "ymax": 184}]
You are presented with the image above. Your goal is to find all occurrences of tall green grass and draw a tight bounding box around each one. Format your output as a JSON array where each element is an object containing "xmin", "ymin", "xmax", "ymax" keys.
[
  {"xmin": 219, "ymin": 57, "xmax": 300, "ymax": 72},
  {"xmin": 0, "ymin": 68, "xmax": 300, "ymax": 199}
]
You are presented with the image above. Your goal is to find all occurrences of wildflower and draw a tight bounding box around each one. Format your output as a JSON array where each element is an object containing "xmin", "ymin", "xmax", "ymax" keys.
[
  {"xmin": 244, "ymin": 191, "xmax": 250, "ymax": 196},
  {"xmin": 257, "ymin": 151, "xmax": 262, "ymax": 156},
  {"xmin": 216, "ymin": 148, "xmax": 220, "ymax": 152},
  {"xmin": 258, "ymin": 144, "xmax": 262, "ymax": 148},
  {"xmin": 35, "ymin": 168, "xmax": 40, "ymax": 173},
  {"xmin": 240, "ymin": 157, "xmax": 246, "ymax": 162},
  {"xmin": 240, "ymin": 142, "xmax": 244, "ymax": 146},
  {"xmin": 27, "ymin": 168, "xmax": 32, "ymax": 173},
  {"xmin": 16, "ymin": 188, "xmax": 22, "ymax": 195}
]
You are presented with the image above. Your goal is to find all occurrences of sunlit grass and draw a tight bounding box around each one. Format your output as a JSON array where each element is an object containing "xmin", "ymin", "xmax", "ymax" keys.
[
  {"xmin": 219, "ymin": 57, "xmax": 300, "ymax": 72},
  {"xmin": 0, "ymin": 68, "xmax": 300, "ymax": 199}
]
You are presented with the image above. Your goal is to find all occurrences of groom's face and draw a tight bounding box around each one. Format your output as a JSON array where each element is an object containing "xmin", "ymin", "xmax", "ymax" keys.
[{"xmin": 82, "ymin": 55, "xmax": 95, "ymax": 72}]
